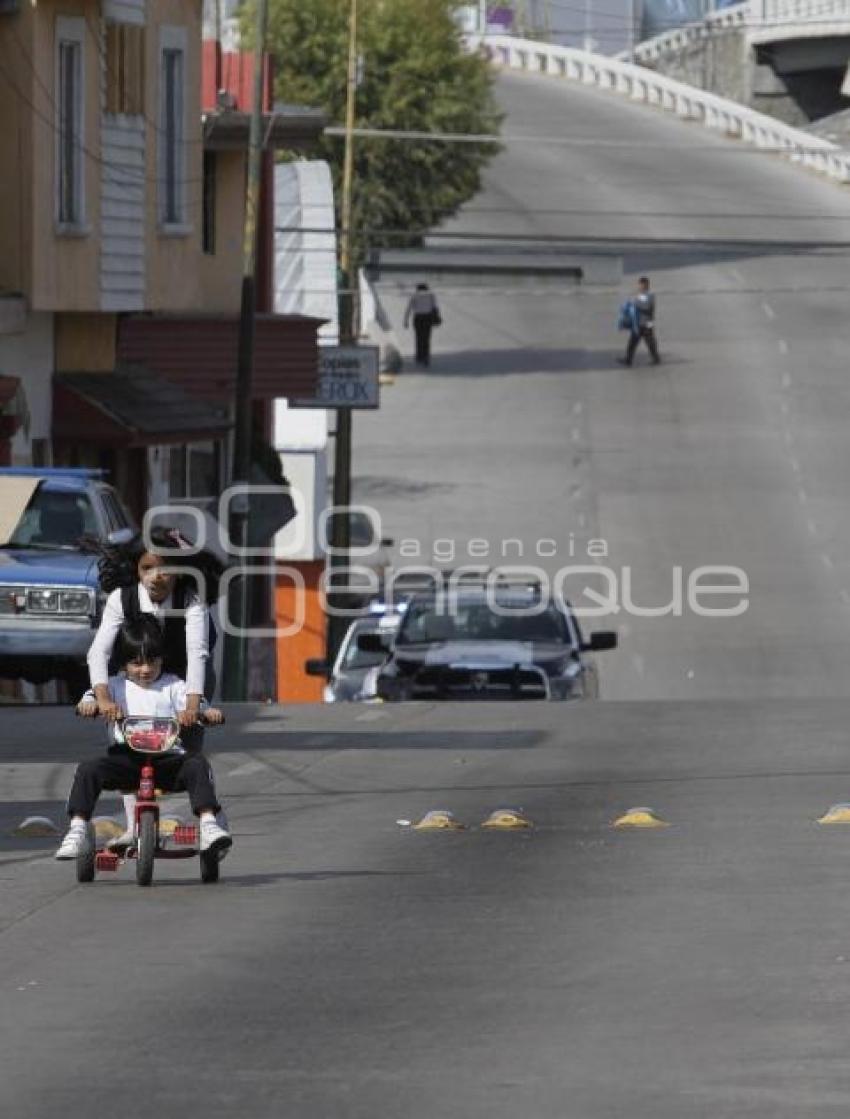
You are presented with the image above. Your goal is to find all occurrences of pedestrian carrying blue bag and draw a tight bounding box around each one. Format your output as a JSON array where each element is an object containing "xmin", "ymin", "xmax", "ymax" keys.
[{"xmin": 617, "ymin": 300, "xmax": 638, "ymax": 332}]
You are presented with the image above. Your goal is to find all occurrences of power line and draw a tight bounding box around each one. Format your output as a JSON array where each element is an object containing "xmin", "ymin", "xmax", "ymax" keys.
[{"xmin": 326, "ymin": 124, "xmax": 850, "ymax": 157}]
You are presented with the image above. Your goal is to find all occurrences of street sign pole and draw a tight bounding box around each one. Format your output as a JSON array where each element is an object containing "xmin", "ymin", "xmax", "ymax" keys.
[
  {"xmin": 222, "ymin": 0, "xmax": 269, "ymax": 701},
  {"xmin": 328, "ymin": 0, "xmax": 358, "ymax": 663}
]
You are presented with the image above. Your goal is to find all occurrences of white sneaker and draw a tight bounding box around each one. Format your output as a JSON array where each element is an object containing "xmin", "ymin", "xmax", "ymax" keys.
[
  {"xmin": 200, "ymin": 817, "xmax": 232, "ymax": 856},
  {"xmin": 55, "ymin": 819, "xmax": 88, "ymax": 860}
]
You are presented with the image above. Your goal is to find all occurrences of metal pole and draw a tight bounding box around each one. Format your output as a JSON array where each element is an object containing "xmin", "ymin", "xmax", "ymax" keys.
[
  {"xmin": 629, "ymin": 0, "xmax": 634, "ymax": 62},
  {"xmin": 327, "ymin": 0, "xmax": 358, "ymax": 663},
  {"xmin": 222, "ymin": 0, "xmax": 269, "ymax": 701},
  {"xmin": 479, "ymin": 0, "xmax": 486, "ymax": 34}
]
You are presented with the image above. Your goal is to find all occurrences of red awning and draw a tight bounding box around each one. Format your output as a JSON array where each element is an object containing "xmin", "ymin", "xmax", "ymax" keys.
[
  {"xmin": 53, "ymin": 370, "xmax": 232, "ymax": 447},
  {"xmin": 117, "ymin": 314, "xmax": 324, "ymax": 401}
]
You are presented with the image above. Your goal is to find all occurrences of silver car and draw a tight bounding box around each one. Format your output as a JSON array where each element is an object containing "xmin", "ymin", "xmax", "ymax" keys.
[{"xmin": 306, "ymin": 614, "xmax": 400, "ymax": 702}]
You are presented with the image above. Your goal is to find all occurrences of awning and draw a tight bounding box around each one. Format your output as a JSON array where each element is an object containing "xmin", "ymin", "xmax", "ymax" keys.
[
  {"xmin": 202, "ymin": 106, "xmax": 327, "ymax": 151},
  {"xmin": 53, "ymin": 369, "xmax": 232, "ymax": 447},
  {"xmin": 117, "ymin": 313, "xmax": 325, "ymax": 401}
]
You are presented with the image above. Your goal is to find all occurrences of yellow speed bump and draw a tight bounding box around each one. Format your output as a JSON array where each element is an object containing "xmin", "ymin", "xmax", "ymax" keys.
[
  {"xmin": 818, "ymin": 804, "xmax": 850, "ymax": 825},
  {"xmin": 481, "ymin": 808, "xmax": 533, "ymax": 830},
  {"xmin": 12, "ymin": 815, "xmax": 60, "ymax": 838},
  {"xmin": 412, "ymin": 810, "xmax": 465, "ymax": 831},
  {"xmin": 158, "ymin": 817, "xmax": 187, "ymax": 838},
  {"xmin": 612, "ymin": 806, "xmax": 669, "ymax": 829},
  {"xmin": 93, "ymin": 817, "xmax": 125, "ymax": 841}
]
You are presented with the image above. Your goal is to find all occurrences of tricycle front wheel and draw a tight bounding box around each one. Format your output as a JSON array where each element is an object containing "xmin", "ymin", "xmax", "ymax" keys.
[{"xmin": 136, "ymin": 812, "xmax": 156, "ymax": 887}]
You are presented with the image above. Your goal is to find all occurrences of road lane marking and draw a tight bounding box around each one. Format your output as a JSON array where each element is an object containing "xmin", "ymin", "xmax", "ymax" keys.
[
  {"xmin": 841, "ymin": 590, "xmax": 850, "ymax": 606},
  {"xmin": 798, "ymin": 486, "xmax": 808, "ymax": 503},
  {"xmin": 633, "ymin": 654, "xmax": 645, "ymax": 677},
  {"xmin": 780, "ymin": 400, "xmax": 789, "ymax": 415},
  {"xmin": 822, "ymin": 553, "xmax": 834, "ymax": 570},
  {"xmin": 571, "ymin": 427, "xmax": 581, "ymax": 442},
  {"xmin": 762, "ymin": 302, "xmax": 776, "ymax": 319},
  {"xmin": 808, "ymin": 519, "xmax": 818, "ymax": 536},
  {"xmin": 779, "ymin": 340, "xmax": 789, "ymax": 356},
  {"xmin": 781, "ymin": 372, "xmax": 791, "ymax": 389},
  {"xmin": 789, "ymin": 456, "xmax": 801, "ymax": 473},
  {"xmin": 573, "ymin": 401, "xmax": 583, "ymax": 416}
]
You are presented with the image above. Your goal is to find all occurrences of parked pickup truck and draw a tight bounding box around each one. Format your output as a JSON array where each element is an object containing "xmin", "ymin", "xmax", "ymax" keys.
[{"xmin": 0, "ymin": 468, "xmax": 136, "ymax": 693}]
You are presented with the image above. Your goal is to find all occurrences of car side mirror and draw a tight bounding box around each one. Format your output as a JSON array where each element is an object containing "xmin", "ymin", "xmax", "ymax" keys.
[
  {"xmin": 107, "ymin": 528, "xmax": 134, "ymax": 546},
  {"xmin": 583, "ymin": 631, "xmax": 618, "ymax": 652},
  {"xmin": 305, "ymin": 658, "xmax": 330, "ymax": 677},
  {"xmin": 357, "ymin": 633, "xmax": 390, "ymax": 653},
  {"xmin": 380, "ymin": 537, "xmax": 395, "ymax": 548}
]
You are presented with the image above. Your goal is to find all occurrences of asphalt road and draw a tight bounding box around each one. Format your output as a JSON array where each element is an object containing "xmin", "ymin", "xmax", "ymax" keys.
[
  {"xmin": 5, "ymin": 702, "xmax": 850, "ymax": 1117},
  {"xmin": 7, "ymin": 72, "xmax": 850, "ymax": 1118},
  {"xmin": 361, "ymin": 70, "xmax": 850, "ymax": 700}
]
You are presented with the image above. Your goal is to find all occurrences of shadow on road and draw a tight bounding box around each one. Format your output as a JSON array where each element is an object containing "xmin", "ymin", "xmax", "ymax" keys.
[{"xmin": 414, "ymin": 349, "xmax": 691, "ymax": 376}]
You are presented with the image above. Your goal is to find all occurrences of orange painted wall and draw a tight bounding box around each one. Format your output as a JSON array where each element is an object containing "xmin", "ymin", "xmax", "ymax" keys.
[{"xmin": 274, "ymin": 561, "xmax": 326, "ymax": 703}]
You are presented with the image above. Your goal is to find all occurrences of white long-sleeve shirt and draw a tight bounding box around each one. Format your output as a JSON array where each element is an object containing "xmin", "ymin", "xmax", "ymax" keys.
[
  {"xmin": 80, "ymin": 673, "xmax": 206, "ymax": 746},
  {"xmin": 404, "ymin": 290, "xmax": 437, "ymax": 326},
  {"xmin": 87, "ymin": 585, "xmax": 209, "ymax": 696}
]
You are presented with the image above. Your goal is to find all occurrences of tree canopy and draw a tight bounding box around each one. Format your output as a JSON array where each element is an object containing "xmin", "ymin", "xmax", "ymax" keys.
[{"xmin": 256, "ymin": 0, "xmax": 502, "ymax": 253}]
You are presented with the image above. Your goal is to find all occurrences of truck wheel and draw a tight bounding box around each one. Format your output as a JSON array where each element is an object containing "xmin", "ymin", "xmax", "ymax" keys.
[{"xmin": 136, "ymin": 812, "xmax": 156, "ymax": 887}]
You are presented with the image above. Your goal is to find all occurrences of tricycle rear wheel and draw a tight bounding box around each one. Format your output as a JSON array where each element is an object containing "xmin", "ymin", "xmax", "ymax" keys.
[
  {"xmin": 136, "ymin": 812, "xmax": 156, "ymax": 887},
  {"xmin": 76, "ymin": 823, "xmax": 96, "ymax": 883},
  {"xmin": 200, "ymin": 848, "xmax": 220, "ymax": 884}
]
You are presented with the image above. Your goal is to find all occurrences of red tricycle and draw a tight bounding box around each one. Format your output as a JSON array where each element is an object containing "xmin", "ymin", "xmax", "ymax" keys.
[{"xmin": 76, "ymin": 715, "xmax": 222, "ymax": 887}]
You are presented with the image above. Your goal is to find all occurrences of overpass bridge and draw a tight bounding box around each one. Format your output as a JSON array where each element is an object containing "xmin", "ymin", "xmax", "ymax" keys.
[{"xmin": 630, "ymin": 0, "xmax": 850, "ymax": 123}]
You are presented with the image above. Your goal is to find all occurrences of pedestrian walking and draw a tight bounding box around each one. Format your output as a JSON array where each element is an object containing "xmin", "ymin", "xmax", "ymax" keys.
[
  {"xmin": 617, "ymin": 276, "xmax": 660, "ymax": 366},
  {"xmin": 403, "ymin": 282, "xmax": 441, "ymax": 367}
]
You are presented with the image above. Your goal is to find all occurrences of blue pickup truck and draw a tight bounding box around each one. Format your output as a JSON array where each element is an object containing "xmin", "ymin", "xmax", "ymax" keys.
[{"xmin": 0, "ymin": 468, "xmax": 137, "ymax": 693}]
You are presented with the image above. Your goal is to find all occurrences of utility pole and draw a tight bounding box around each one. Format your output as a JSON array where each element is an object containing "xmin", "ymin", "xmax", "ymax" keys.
[
  {"xmin": 327, "ymin": 0, "xmax": 358, "ymax": 662},
  {"xmin": 222, "ymin": 0, "xmax": 269, "ymax": 701}
]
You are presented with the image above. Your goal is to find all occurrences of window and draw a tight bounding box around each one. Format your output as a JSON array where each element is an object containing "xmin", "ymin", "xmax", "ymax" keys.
[
  {"xmin": 169, "ymin": 442, "xmax": 220, "ymax": 499},
  {"xmin": 202, "ymin": 151, "xmax": 216, "ymax": 254},
  {"xmin": 105, "ymin": 23, "xmax": 145, "ymax": 116},
  {"xmin": 56, "ymin": 18, "xmax": 85, "ymax": 227},
  {"xmin": 159, "ymin": 31, "xmax": 186, "ymax": 227}
]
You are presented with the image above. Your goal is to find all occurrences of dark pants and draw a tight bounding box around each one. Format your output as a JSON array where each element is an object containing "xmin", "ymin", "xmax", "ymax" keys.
[
  {"xmin": 67, "ymin": 751, "xmax": 220, "ymax": 820},
  {"xmin": 625, "ymin": 327, "xmax": 660, "ymax": 364},
  {"xmin": 413, "ymin": 314, "xmax": 433, "ymax": 366}
]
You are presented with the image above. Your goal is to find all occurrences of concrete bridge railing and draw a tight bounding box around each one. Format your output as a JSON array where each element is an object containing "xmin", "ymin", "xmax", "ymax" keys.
[
  {"xmin": 632, "ymin": 0, "xmax": 850, "ymax": 62},
  {"xmin": 473, "ymin": 34, "xmax": 850, "ymax": 184},
  {"xmin": 631, "ymin": 4, "xmax": 748, "ymax": 64}
]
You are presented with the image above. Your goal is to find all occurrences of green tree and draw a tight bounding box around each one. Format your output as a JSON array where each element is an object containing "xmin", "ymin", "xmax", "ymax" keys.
[{"xmin": 256, "ymin": 0, "xmax": 502, "ymax": 251}]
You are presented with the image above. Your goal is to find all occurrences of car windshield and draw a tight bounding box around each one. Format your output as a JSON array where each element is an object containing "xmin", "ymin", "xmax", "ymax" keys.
[
  {"xmin": 341, "ymin": 626, "xmax": 392, "ymax": 670},
  {"xmin": 6, "ymin": 488, "xmax": 97, "ymax": 549},
  {"xmin": 328, "ymin": 511, "xmax": 376, "ymax": 549},
  {"xmin": 397, "ymin": 600, "xmax": 571, "ymax": 645}
]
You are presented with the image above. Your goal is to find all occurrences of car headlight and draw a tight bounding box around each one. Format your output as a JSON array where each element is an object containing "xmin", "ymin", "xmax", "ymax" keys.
[
  {"xmin": 27, "ymin": 589, "xmax": 59, "ymax": 613},
  {"xmin": 21, "ymin": 587, "xmax": 94, "ymax": 615},
  {"xmin": 60, "ymin": 590, "xmax": 93, "ymax": 615}
]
